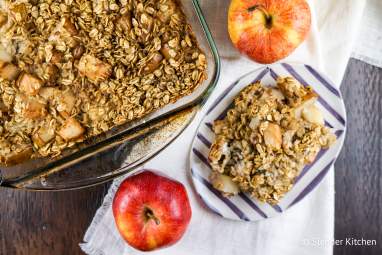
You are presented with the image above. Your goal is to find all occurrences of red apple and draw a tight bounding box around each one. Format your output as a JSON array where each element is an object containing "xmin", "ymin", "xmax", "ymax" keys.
[
  {"xmin": 112, "ymin": 170, "xmax": 192, "ymax": 251},
  {"xmin": 228, "ymin": 0, "xmax": 311, "ymax": 63}
]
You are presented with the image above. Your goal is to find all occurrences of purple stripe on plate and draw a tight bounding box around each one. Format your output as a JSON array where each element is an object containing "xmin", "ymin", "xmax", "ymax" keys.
[
  {"xmin": 192, "ymin": 148, "xmax": 269, "ymax": 219},
  {"xmin": 197, "ymin": 194, "xmax": 223, "ymax": 217},
  {"xmin": 193, "ymin": 148, "xmax": 211, "ymax": 168},
  {"xmin": 317, "ymin": 98, "xmax": 346, "ymax": 126},
  {"xmin": 335, "ymin": 129, "xmax": 344, "ymax": 137},
  {"xmin": 294, "ymin": 129, "xmax": 344, "ymax": 183},
  {"xmin": 205, "ymin": 122, "xmax": 213, "ymax": 131},
  {"xmin": 197, "ymin": 133, "xmax": 212, "ymax": 148},
  {"xmin": 191, "ymin": 169, "xmax": 223, "ymax": 217},
  {"xmin": 215, "ymin": 102, "xmax": 234, "ymax": 120},
  {"xmin": 238, "ymin": 193, "xmax": 268, "ymax": 218},
  {"xmin": 207, "ymin": 68, "xmax": 269, "ymax": 115},
  {"xmin": 191, "ymin": 168, "xmax": 250, "ymax": 221},
  {"xmin": 271, "ymin": 204, "xmax": 283, "ymax": 213},
  {"xmin": 288, "ymin": 159, "xmax": 335, "ymax": 208},
  {"xmin": 281, "ymin": 63, "xmax": 346, "ymax": 126},
  {"xmin": 325, "ymin": 120, "xmax": 333, "ymax": 128},
  {"xmin": 304, "ymin": 65, "xmax": 340, "ymax": 97},
  {"xmin": 269, "ymin": 68, "xmax": 279, "ymax": 80}
]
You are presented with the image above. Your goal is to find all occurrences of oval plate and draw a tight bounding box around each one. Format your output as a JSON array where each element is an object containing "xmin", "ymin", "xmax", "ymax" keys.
[{"xmin": 190, "ymin": 63, "xmax": 346, "ymax": 221}]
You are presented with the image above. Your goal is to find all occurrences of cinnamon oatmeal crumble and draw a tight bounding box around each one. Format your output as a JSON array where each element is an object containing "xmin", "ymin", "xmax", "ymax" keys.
[
  {"xmin": 0, "ymin": 0, "xmax": 206, "ymax": 165},
  {"xmin": 208, "ymin": 77, "xmax": 336, "ymax": 204}
]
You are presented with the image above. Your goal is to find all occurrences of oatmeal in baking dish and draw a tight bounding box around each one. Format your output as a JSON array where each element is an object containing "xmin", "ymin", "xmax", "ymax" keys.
[
  {"xmin": 208, "ymin": 77, "xmax": 336, "ymax": 204},
  {"xmin": 0, "ymin": 0, "xmax": 207, "ymax": 165}
]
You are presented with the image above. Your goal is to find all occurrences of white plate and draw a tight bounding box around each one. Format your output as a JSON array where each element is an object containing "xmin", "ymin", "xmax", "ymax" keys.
[{"xmin": 189, "ymin": 63, "xmax": 347, "ymax": 221}]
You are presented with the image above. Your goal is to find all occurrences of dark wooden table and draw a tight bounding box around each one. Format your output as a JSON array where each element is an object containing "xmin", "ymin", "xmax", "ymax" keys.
[{"xmin": 0, "ymin": 59, "xmax": 381, "ymax": 254}]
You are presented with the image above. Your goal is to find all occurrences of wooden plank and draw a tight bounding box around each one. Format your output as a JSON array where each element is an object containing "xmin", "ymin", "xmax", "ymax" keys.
[
  {"xmin": 0, "ymin": 184, "xmax": 109, "ymax": 255},
  {"xmin": 335, "ymin": 59, "xmax": 382, "ymax": 255}
]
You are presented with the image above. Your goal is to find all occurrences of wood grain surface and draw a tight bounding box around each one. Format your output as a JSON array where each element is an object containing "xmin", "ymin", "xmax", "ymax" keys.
[
  {"xmin": 334, "ymin": 59, "xmax": 382, "ymax": 255},
  {"xmin": 0, "ymin": 59, "xmax": 381, "ymax": 254}
]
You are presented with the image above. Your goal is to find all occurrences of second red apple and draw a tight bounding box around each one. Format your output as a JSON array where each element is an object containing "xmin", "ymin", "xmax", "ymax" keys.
[{"xmin": 228, "ymin": 0, "xmax": 311, "ymax": 64}]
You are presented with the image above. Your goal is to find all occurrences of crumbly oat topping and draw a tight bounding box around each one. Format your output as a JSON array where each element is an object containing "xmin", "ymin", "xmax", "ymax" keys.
[
  {"xmin": 208, "ymin": 77, "xmax": 336, "ymax": 204},
  {"xmin": 0, "ymin": 0, "xmax": 206, "ymax": 165}
]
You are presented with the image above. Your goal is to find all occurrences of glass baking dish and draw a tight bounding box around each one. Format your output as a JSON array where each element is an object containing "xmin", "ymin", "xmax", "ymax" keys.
[{"xmin": 0, "ymin": 0, "xmax": 220, "ymax": 190}]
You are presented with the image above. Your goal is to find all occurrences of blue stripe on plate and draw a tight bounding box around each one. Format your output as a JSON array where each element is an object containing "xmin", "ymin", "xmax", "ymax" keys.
[
  {"xmin": 281, "ymin": 63, "xmax": 345, "ymax": 126},
  {"xmin": 191, "ymin": 168, "xmax": 250, "ymax": 221},
  {"xmin": 207, "ymin": 68, "xmax": 269, "ymax": 115},
  {"xmin": 288, "ymin": 159, "xmax": 335, "ymax": 208},
  {"xmin": 304, "ymin": 65, "xmax": 340, "ymax": 97}
]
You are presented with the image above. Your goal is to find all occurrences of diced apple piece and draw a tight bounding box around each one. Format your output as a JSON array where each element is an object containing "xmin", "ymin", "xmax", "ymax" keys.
[
  {"xmin": 0, "ymin": 11, "xmax": 8, "ymax": 28},
  {"xmin": 57, "ymin": 90, "xmax": 76, "ymax": 118},
  {"xmin": 58, "ymin": 118, "xmax": 85, "ymax": 141},
  {"xmin": 43, "ymin": 64, "xmax": 59, "ymax": 83},
  {"xmin": 23, "ymin": 99, "xmax": 47, "ymax": 120},
  {"xmin": 0, "ymin": 60, "xmax": 6, "ymax": 69},
  {"xmin": 160, "ymin": 43, "xmax": 177, "ymax": 60},
  {"xmin": 4, "ymin": 145, "xmax": 33, "ymax": 165},
  {"xmin": 116, "ymin": 13, "xmax": 132, "ymax": 32},
  {"xmin": 17, "ymin": 73, "xmax": 44, "ymax": 96},
  {"xmin": 39, "ymin": 87, "xmax": 58, "ymax": 101},
  {"xmin": 0, "ymin": 63, "xmax": 21, "ymax": 81},
  {"xmin": 51, "ymin": 50, "xmax": 64, "ymax": 64},
  {"xmin": 62, "ymin": 17, "xmax": 78, "ymax": 36},
  {"xmin": 302, "ymin": 104, "xmax": 324, "ymax": 125},
  {"xmin": 249, "ymin": 116, "xmax": 260, "ymax": 130},
  {"xmin": 263, "ymin": 123, "xmax": 282, "ymax": 150},
  {"xmin": 210, "ymin": 172, "xmax": 240, "ymax": 196},
  {"xmin": 77, "ymin": 55, "xmax": 112, "ymax": 83},
  {"xmin": 32, "ymin": 126, "xmax": 55, "ymax": 147},
  {"xmin": 142, "ymin": 52, "xmax": 163, "ymax": 74},
  {"xmin": 294, "ymin": 97, "xmax": 317, "ymax": 119},
  {"xmin": 0, "ymin": 46, "xmax": 12, "ymax": 64}
]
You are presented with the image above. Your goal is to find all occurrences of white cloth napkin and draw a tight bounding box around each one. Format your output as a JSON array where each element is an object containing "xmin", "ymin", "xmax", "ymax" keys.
[
  {"xmin": 80, "ymin": 1, "xmax": 365, "ymax": 254},
  {"xmin": 352, "ymin": 0, "xmax": 382, "ymax": 68}
]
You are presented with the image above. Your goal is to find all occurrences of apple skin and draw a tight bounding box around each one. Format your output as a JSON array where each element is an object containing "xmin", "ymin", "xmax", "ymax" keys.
[
  {"xmin": 228, "ymin": 0, "xmax": 311, "ymax": 64},
  {"xmin": 112, "ymin": 170, "xmax": 192, "ymax": 252}
]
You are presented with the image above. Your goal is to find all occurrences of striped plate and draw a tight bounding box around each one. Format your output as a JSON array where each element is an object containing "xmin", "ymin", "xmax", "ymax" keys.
[{"xmin": 190, "ymin": 63, "xmax": 346, "ymax": 221}]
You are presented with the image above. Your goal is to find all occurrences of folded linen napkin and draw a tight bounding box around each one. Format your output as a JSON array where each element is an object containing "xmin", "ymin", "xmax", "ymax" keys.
[
  {"xmin": 80, "ymin": 1, "xmax": 365, "ymax": 254},
  {"xmin": 352, "ymin": 0, "xmax": 382, "ymax": 68}
]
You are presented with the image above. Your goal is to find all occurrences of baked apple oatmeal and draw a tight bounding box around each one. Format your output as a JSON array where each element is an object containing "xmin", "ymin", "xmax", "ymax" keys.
[
  {"xmin": 208, "ymin": 77, "xmax": 336, "ymax": 204},
  {"xmin": 0, "ymin": 0, "xmax": 206, "ymax": 165}
]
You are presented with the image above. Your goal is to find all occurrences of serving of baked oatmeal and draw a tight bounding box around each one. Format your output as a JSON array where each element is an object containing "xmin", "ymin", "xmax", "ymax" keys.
[
  {"xmin": 208, "ymin": 77, "xmax": 336, "ymax": 204},
  {"xmin": 0, "ymin": 0, "xmax": 206, "ymax": 165}
]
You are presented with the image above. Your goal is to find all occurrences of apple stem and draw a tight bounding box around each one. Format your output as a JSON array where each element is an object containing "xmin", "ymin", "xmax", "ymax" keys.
[
  {"xmin": 144, "ymin": 208, "xmax": 160, "ymax": 225},
  {"xmin": 247, "ymin": 4, "xmax": 273, "ymax": 29}
]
